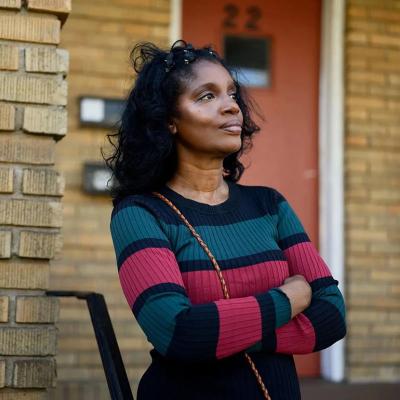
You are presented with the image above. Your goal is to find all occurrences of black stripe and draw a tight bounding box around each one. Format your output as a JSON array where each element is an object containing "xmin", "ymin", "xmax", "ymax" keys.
[
  {"xmin": 132, "ymin": 283, "xmax": 186, "ymax": 318},
  {"xmin": 117, "ymin": 238, "xmax": 171, "ymax": 270},
  {"xmin": 278, "ymin": 232, "xmax": 310, "ymax": 250},
  {"xmin": 178, "ymin": 249, "xmax": 286, "ymax": 273},
  {"xmin": 114, "ymin": 190, "xmax": 281, "ymax": 227},
  {"xmin": 274, "ymin": 190, "xmax": 285, "ymax": 202},
  {"xmin": 112, "ymin": 196, "xmax": 138, "ymax": 214},
  {"xmin": 261, "ymin": 331, "xmax": 277, "ymax": 353},
  {"xmin": 310, "ymin": 276, "xmax": 339, "ymax": 293},
  {"xmin": 255, "ymin": 291, "xmax": 277, "ymax": 347},
  {"xmin": 166, "ymin": 303, "xmax": 219, "ymax": 362},
  {"xmin": 302, "ymin": 298, "xmax": 346, "ymax": 352}
]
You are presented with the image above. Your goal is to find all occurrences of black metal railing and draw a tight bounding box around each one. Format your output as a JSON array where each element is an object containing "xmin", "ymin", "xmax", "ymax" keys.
[{"xmin": 46, "ymin": 290, "xmax": 134, "ymax": 400}]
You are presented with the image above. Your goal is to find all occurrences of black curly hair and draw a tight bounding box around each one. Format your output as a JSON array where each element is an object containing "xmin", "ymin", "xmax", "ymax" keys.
[{"xmin": 103, "ymin": 40, "xmax": 261, "ymax": 204}]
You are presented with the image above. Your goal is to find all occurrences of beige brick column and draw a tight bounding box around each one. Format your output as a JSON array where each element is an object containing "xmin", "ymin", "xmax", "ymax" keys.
[
  {"xmin": 345, "ymin": 0, "xmax": 400, "ymax": 382},
  {"xmin": 0, "ymin": 0, "xmax": 70, "ymax": 397}
]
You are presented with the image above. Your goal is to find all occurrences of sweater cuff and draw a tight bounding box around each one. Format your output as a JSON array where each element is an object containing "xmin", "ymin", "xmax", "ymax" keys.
[
  {"xmin": 254, "ymin": 287, "xmax": 292, "ymax": 341},
  {"xmin": 269, "ymin": 288, "xmax": 292, "ymax": 327}
]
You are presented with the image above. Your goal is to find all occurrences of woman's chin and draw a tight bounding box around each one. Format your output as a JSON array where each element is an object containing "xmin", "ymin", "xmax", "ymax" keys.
[
  {"xmin": 228, "ymin": 134, "xmax": 242, "ymax": 147},
  {"xmin": 220, "ymin": 138, "xmax": 242, "ymax": 155}
]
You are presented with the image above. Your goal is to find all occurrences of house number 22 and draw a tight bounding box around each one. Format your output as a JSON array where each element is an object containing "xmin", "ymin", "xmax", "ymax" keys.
[{"xmin": 223, "ymin": 4, "xmax": 262, "ymax": 30}]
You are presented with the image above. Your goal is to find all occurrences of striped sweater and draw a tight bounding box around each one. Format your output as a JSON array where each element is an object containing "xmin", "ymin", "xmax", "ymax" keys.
[{"xmin": 110, "ymin": 179, "xmax": 347, "ymax": 399}]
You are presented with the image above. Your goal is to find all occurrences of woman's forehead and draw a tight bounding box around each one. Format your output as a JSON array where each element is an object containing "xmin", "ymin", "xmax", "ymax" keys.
[{"xmin": 187, "ymin": 60, "xmax": 234, "ymax": 89}]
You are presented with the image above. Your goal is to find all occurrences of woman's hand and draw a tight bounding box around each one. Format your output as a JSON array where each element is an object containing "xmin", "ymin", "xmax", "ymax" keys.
[{"xmin": 278, "ymin": 275, "xmax": 312, "ymax": 319}]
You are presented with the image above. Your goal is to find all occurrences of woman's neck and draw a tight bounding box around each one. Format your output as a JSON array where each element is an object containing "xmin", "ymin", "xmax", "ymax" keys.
[{"xmin": 166, "ymin": 171, "xmax": 229, "ymax": 205}]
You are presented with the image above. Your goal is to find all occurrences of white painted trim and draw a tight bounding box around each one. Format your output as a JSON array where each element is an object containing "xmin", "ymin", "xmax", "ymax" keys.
[
  {"xmin": 319, "ymin": 0, "xmax": 347, "ymax": 382},
  {"xmin": 171, "ymin": 0, "xmax": 347, "ymax": 383},
  {"xmin": 169, "ymin": 0, "xmax": 182, "ymax": 45}
]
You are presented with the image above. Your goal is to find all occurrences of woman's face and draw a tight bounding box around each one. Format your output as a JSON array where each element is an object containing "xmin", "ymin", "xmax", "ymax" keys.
[{"xmin": 170, "ymin": 60, "xmax": 244, "ymax": 158}]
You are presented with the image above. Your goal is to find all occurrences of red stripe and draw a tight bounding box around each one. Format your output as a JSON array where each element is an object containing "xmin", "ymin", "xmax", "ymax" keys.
[
  {"xmin": 275, "ymin": 313, "xmax": 315, "ymax": 354},
  {"xmin": 215, "ymin": 296, "xmax": 262, "ymax": 359},
  {"xmin": 181, "ymin": 270, "xmax": 223, "ymax": 304},
  {"xmin": 283, "ymin": 242, "xmax": 332, "ymax": 282},
  {"xmin": 181, "ymin": 260, "xmax": 289, "ymax": 304},
  {"xmin": 119, "ymin": 247, "xmax": 185, "ymax": 308}
]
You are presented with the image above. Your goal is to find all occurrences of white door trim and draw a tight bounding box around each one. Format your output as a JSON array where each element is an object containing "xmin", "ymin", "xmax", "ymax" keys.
[
  {"xmin": 319, "ymin": 0, "xmax": 346, "ymax": 382},
  {"xmin": 169, "ymin": 0, "xmax": 347, "ymax": 382},
  {"xmin": 170, "ymin": 0, "xmax": 182, "ymax": 45}
]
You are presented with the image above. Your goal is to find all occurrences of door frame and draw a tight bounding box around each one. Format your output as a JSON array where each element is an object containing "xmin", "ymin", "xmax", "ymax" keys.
[
  {"xmin": 318, "ymin": 0, "xmax": 346, "ymax": 383},
  {"xmin": 169, "ymin": 0, "xmax": 346, "ymax": 383}
]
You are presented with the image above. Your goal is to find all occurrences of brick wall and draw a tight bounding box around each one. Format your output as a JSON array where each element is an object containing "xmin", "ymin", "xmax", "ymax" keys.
[
  {"xmin": 345, "ymin": 0, "xmax": 400, "ymax": 382},
  {"xmin": 0, "ymin": 0, "xmax": 70, "ymax": 398},
  {"xmin": 47, "ymin": 0, "xmax": 170, "ymax": 398},
  {"xmin": 45, "ymin": 0, "xmax": 400, "ymax": 396}
]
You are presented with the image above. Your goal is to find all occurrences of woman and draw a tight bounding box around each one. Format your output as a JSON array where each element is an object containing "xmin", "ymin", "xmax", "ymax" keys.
[{"xmin": 106, "ymin": 40, "xmax": 347, "ymax": 399}]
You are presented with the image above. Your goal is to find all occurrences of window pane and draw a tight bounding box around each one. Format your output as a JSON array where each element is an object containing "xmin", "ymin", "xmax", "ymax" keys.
[
  {"xmin": 79, "ymin": 97, "xmax": 125, "ymax": 128},
  {"xmin": 224, "ymin": 35, "xmax": 271, "ymax": 87}
]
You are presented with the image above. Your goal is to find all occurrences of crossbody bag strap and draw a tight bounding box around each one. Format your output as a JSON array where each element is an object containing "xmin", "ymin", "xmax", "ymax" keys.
[{"xmin": 152, "ymin": 191, "xmax": 272, "ymax": 400}]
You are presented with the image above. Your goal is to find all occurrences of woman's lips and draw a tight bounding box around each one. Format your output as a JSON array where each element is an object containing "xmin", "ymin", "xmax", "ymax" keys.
[{"xmin": 220, "ymin": 125, "xmax": 242, "ymax": 134}]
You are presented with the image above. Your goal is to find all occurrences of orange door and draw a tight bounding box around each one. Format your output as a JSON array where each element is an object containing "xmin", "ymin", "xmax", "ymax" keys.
[{"xmin": 182, "ymin": 0, "xmax": 321, "ymax": 377}]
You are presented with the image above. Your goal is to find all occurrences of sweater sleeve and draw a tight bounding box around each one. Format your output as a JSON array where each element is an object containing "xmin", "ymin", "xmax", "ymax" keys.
[
  {"xmin": 247, "ymin": 189, "xmax": 347, "ymax": 355},
  {"xmin": 110, "ymin": 198, "xmax": 293, "ymax": 363}
]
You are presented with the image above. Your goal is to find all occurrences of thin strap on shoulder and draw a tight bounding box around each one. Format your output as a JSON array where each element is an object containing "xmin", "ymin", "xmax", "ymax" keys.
[{"xmin": 152, "ymin": 191, "xmax": 272, "ymax": 400}]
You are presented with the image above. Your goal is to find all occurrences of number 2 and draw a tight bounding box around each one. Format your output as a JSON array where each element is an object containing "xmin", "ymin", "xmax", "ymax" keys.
[
  {"xmin": 246, "ymin": 6, "xmax": 261, "ymax": 30},
  {"xmin": 222, "ymin": 4, "xmax": 262, "ymax": 31}
]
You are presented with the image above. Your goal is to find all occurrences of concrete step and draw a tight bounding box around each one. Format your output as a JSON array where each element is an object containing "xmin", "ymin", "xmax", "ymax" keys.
[{"xmin": 300, "ymin": 378, "xmax": 400, "ymax": 400}]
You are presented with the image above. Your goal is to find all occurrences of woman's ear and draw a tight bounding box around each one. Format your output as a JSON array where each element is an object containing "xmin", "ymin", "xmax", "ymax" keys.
[{"xmin": 168, "ymin": 121, "xmax": 177, "ymax": 135}]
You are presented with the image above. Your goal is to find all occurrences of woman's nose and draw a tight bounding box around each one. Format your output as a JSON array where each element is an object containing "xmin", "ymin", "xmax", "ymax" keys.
[{"xmin": 221, "ymin": 95, "xmax": 240, "ymax": 114}]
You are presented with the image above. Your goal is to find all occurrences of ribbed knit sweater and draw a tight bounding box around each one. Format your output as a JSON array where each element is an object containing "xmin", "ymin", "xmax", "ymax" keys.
[{"xmin": 110, "ymin": 179, "xmax": 347, "ymax": 400}]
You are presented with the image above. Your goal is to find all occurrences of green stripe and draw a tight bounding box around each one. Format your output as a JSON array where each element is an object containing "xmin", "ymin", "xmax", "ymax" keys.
[
  {"xmin": 314, "ymin": 285, "xmax": 346, "ymax": 320},
  {"xmin": 246, "ymin": 341, "xmax": 262, "ymax": 353},
  {"xmin": 111, "ymin": 206, "xmax": 167, "ymax": 258},
  {"xmin": 137, "ymin": 292, "xmax": 191, "ymax": 356},
  {"xmin": 164, "ymin": 214, "xmax": 280, "ymax": 261},
  {"xmin": 269, "ymin": 288, "xmax": 292, "ymax": 328},
  {"xmin": 277, "ymin": 201, "xmax": 305, "ymax": 239}
]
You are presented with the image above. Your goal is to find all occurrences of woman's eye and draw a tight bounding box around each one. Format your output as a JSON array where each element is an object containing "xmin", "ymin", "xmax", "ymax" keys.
[
  {"xmin": 199, "ymin": 93, "xmax": 214, "ymax": 101},
  {"xmin": 198, "ymin": 92, "xmax": 237, "ymax": 101}
]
